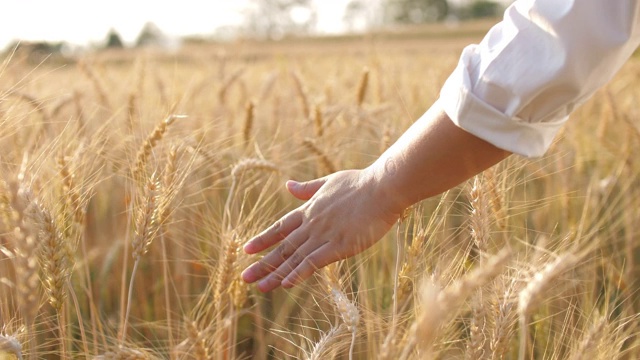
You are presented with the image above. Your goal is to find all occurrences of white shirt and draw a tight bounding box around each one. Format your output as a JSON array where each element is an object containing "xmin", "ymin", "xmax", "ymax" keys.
[{"xmin": 439, "ymin": 0, "xmax": 640, "ymax": 157}]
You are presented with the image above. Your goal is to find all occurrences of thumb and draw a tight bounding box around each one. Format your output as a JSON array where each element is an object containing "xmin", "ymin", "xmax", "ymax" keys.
[{"xmin": 286, "ymin": 177, "xmax": 327, "ymax": 200}]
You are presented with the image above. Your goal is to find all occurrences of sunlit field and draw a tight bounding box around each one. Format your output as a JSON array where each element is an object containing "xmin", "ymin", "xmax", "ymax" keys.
[{"xmin": 1, "ymin": 23, "xmax": 639, "ymax": 359}]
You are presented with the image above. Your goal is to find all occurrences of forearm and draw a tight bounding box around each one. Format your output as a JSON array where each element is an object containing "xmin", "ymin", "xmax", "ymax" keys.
[{"xmin": 367, "ymin": 100, "xmax": 511, "ymax": 215}]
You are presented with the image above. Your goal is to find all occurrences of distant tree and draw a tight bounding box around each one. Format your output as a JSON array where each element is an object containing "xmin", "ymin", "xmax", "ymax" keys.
[
  {"xmin": 344, "ymin": 0, "xmax": 369, "ymax": 32},
  {"xmin": 468, "ymin": 1, "xmax": 501, "ymax": 18},
  {"xmin": 135, "ymin": 22, "xmax": 166, "ymax": 47},
  {"xmin": 105, "ymin": 29, "xmax": 124, "ymax": 49},
  {"xmin": 384, "ymin": 0, "xmax": 449, "ymax": 24},
  {"xmin": 244, "ymin": 0, "xmax": 317, "ymax": 39}
]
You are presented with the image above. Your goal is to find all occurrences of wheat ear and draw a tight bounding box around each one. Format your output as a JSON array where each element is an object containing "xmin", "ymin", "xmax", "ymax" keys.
[
  {"xmin": 174, "ymin": 320, "xmax": 209, "ymax": 360},
  {"xmin": 489, "ymin": 279, "xmax": 518, "ymax": 360},
  {"xmin": 95, "ymin": 347, "xmax": 152, "ymax": 360},
  {"xmin": 313, "ymin": 103, "xmax": 324, "ymax": 137},
  {"xmin": 568, "ymin": 313, "xmax": 607, "ymax": 360},
  {"xmin": 218, "ymin": 67, "xmax": 245, "ymax": 104},
  {"xmin": 302, "ymin": 138, "xmax": 336, "ymax": 175},
  {"xmin": 291, "ymin": 70, "xmax": 311, "ymax": 118},
  {"xmin": 306, "ymin": 325, "xmax": 349, "ymax": 360},
  {"xmin": 324, "ymin": 264, "xmax": 359, "ymax": 360},
  {"xmin": 5, "ymin": 179, "xmax": 40, "ymax": 330},
  {"xmin": 133, "ymin": 115, "xmax": 185, "ymax": 181},
  {"xmin": 401, "ymin": 249, "xmax": 511, "ymax": 360},
  {"xmin": 468, "ymin": 175, "xmax": 491, "ymax": 258},
  {"xmin": 517, "ymin": 253, "xmax": 579, "ymax": 360},
  {"xmin": 0, "ymin": 333, "xmax": 23, "ymax": 360},
  {"xmin": 356, "ymin": 67, "xmax": 369, "ymax": 107},
  {"xmin": 242, "ymin": 100, "xmax": 255, "ymax": 144},
  {"xmin": 484, "ymin": 166, "xmax": 507, "ymax": 230},
  {"xmin": 465, "ymin": 293, "xmax": 487, "ymax": 360},
  {"xmin": 78, "ymin": 61, "xmax": 112, "ymax": 110},
  {"xmin": 122, "ymin": 173, "xmax": 162, "ymax": 343}
]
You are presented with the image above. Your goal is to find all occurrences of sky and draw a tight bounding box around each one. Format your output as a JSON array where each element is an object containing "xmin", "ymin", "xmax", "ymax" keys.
[
  {"xmin": 0, "ymin": 0, "xmax": 354, "ymax": 49},
  {"xmin": 0, "ymin": 0, "xmax": 512, "ymax": 50}
]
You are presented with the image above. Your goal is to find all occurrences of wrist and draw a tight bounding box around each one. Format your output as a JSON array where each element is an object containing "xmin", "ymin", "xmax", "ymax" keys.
[{"xmin": 363, "ymin": 159, "xmax": 413, "ymax": 221}]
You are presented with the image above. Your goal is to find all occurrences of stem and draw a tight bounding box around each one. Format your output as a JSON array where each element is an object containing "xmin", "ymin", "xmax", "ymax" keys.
[
  {"xmin": 119, "ymin": 190, "xmax": 134, "ymax": 341},
  {"xmin": 160, "ymin": 232, "xmax": 175, "ymax": 358},
  {"xmin": 67, "ymin": 279, "xmax": 89, "ymax": 356},
  {"xmin": 79, "ymin": 226, "xmax": 99, "ymax": 354},
  {"xmin": 57, "ymin": 308, "xmax": 67, "ymax": 359},
  {"xmin": 518, "ymin": 313, "xmax": 528, "ymax": 360},
  {"xmin": 349, "ymin": 331, "xmax": 356, "ymax": 360},
  {"xmin": 121, "ymin": 258, "xmax": 140, "ymax": 344}
]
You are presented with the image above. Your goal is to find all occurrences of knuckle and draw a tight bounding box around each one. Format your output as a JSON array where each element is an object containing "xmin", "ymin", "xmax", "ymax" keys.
[
  {"xmin": 290, "ymin": 251, "xmax": 305, "ymax": 265},
  {"xmin": 272, "ymin": 219, "xmax": 283, "ymax": 233},
  {"xmin": 276, "ymin": 242, "xmax": 294, "ymax": 259}
]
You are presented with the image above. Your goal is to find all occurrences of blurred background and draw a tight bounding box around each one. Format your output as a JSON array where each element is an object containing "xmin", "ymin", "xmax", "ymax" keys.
[{"xmin": 0, "ymin": 0, "xmax": 513, "ymax": 53}]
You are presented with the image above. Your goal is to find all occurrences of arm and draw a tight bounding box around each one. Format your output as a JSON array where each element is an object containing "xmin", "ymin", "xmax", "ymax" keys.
[{"xmin": 241, "ymin": 102, "xmax": 510, "ymax": 292}]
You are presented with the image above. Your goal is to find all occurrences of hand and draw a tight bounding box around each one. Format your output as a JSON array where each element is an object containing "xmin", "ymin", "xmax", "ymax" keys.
[{"xmin": 241, "ymin": 169, "xmax": 401, "ymax": 292}]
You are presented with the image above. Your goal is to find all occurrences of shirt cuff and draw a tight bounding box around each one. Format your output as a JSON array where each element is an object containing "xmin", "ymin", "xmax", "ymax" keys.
[{"xmin": 439, "ymin": 46, "xmax": 567, "ymax": 158}]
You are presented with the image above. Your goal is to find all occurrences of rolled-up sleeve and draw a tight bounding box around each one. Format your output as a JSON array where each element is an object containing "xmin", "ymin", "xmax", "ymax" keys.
[{"xmin": 439, "ymin": 0, "xmax": 640, "ymax": 157}]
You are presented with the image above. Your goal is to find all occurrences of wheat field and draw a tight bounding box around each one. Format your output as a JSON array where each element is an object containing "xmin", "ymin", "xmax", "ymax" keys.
[{"xmin": 1, "ymin": 28, "xmax": 639, "ymax": 359}]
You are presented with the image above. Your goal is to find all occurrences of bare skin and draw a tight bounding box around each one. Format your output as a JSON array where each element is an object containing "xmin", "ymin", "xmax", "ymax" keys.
[{"xmin": 241, "ymin": 101, "xmax": 511, "ymax": 292}]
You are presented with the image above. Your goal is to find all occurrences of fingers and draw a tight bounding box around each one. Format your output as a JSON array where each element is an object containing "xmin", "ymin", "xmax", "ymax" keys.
[
  {"xmin": 255, "ymin": 241, "xmax": 323, "ymax": 292},
  {"xmin": 242, "ymin": 228, "xmax": 308, "ymax": 284},
  {"xmin": 286, "ymin": 177, "xmax": 328, "ymax": 201},
  {"xmin": 281, "ymin": 243, "xmax": 335, "ymax": 289},
  {"xmin": 243, "ymin": 210, "xmax": 303, "ymax": 254}
]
